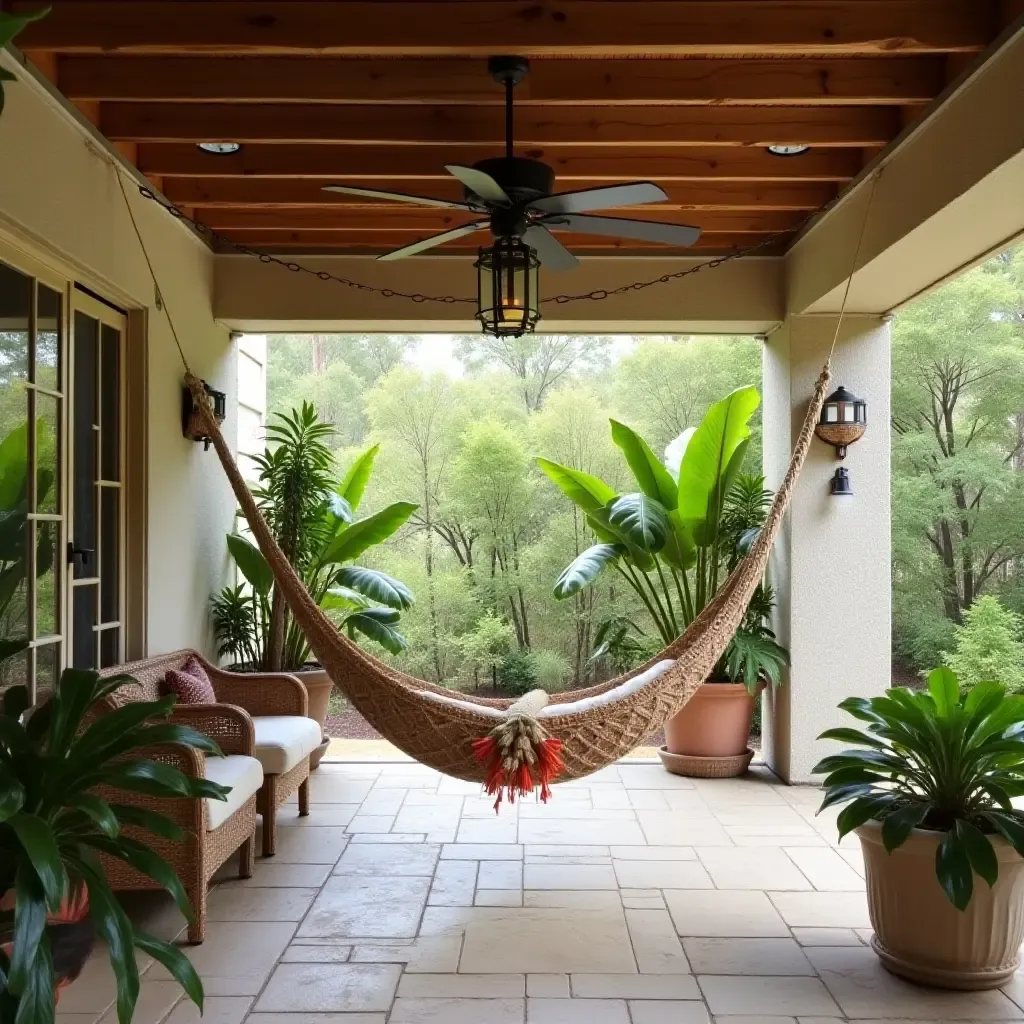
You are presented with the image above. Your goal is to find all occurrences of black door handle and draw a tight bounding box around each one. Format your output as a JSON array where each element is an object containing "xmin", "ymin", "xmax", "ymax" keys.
[{"xmin": 67, "ymin": 542, "xmax": 94, "ymax": 569}]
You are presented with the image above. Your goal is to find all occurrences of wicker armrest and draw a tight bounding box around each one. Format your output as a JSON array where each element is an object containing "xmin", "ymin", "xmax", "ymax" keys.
[
  {"xmin": 203, "ymin": 660, "xmax": 309, "ymax": 717},
  {"xmin": 170, "ymin": 704, "xmax": 255, "ymax": 757}
]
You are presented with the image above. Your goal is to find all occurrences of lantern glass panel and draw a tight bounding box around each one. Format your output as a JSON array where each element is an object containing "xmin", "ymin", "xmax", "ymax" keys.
[
  {"xmin": 842, "ymin": 404, "xmax": 855, "ymax": 423},
  {"xmin": 824, "ymin": 405, "xmax": 838, "ymax": 423}
]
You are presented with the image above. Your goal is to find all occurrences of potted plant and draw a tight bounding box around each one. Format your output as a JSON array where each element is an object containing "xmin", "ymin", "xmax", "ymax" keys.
[
  {"xmin": 0, "ymin": 639, "xmax": 227, "ymax": 1022},
  {"xmin": 211, "ymin": 403, "xmax": 417, "ymax": 765},
  {"xmin": 539, "ymin": 387, "xmax": 788, "ymax": 776},
  {"xmin": 814, "ymin": 667, "xmax": 1024, "ymax": 989}
]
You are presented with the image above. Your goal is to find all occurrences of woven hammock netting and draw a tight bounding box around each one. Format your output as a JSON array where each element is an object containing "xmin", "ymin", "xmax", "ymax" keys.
[{"xmin": 188, "ymin": 365, "xmax": 829, "ymax": 785}]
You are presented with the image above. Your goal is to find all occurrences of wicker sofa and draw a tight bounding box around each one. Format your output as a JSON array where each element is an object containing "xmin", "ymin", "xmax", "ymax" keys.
[{"xmin": 99, "ymin": 650, "xmax": 321, "ymax": 862}]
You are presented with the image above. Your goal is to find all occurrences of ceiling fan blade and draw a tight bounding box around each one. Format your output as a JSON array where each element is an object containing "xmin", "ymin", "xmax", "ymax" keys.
[
  {"xmin": 528, "ymin": 182, "xmax": 668, "ymax": 215},
  {"xmin": 376, "ymin": 221, "xmax": 488, "ymax": 261},
  {"xmin": 445, "ymin": 165, "xmax": 510, "ymax": 206},
  {"xmin": 524, "ymin": 224, "xmax": 580, "ymax": 271},
  {"xmin": 322, "ymin": 184, "xmax": 474, "ymax": 211},
  {"xmin": 546, "ymin": 213, "xmax": 701, "ymax": 248}
]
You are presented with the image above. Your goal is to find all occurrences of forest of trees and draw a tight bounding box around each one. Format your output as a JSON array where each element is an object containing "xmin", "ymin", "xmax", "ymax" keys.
[{"xmin": 263, "ymin": 244, "xmax": 1024, "ymax": 691}]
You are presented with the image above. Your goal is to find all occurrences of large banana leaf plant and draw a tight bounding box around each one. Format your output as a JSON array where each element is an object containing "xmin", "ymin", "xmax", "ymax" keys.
[
  {"xmin": 211, "ymin": 405, "xmax": 417, "ymax": 670},
  {"xmin": 538, "ymin": 387, "xmax": 787, "ymax": 690},
  {"xmin": 0, "ymin": 641, "xmax": 227, "ymax": 1024}
]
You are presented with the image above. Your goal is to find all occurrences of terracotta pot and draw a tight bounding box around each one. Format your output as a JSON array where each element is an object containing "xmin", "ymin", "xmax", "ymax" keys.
[
  {"xmin": 858, "ymin": 821, "xmax": 1024, "ymax": 989},
  {"xmin": 294, "ymin": 665, "xmax": 334, "ymax": 769},
  {"xmin": 663, "ymin": 681, "xmax": 762, "ymax": 759}
]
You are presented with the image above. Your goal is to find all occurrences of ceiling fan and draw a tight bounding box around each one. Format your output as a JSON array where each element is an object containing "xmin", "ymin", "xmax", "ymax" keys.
[{"xmin": 322, "ymin": 56, "xmax": 701, "ymax": 269}]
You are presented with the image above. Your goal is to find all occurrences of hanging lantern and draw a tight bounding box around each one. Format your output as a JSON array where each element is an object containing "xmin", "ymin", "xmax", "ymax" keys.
[
  {"xmin": 814, "ymin": 385, "xmax": 867, "ymax": 459},
  {"xmin": 182, "ymin": 379, "xmax": 226, "ymax": 451},
  {"xmin": 475, "ymin": 237, "xmax": 540, "ymax": 338}
]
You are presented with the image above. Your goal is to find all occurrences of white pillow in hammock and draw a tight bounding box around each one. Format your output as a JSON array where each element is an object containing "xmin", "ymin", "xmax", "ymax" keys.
[{"xmin": 414, "ymin": 659, "xmax": 675, "ymax": 721}]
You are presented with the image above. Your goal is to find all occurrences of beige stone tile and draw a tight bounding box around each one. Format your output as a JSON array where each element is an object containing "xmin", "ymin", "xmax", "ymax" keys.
[
  {"xmin": 54, "ymin": 1016, "xmax": 97, "ymax": 1024},
  {"xmin": 527, "ymin": 975, "xmax": 571, "ymax": 998},
  {"xmin": 438, "ymin": 775, "xmax": 487, "ymax": 795},
  {"xmin": 614, "ymin": 859, "xmax": 714, "ymax": 889},
  {"xmin": 457, "ymin": 816, "xmax": 520, "ymax": 843},
  {"xmin": 713, "ymin": 806, "xmax": 811, "ymax": 827},
  {"xmin": 205, "ymin": 886, "xmax": 317, "ymax": 922},
  {"xmin": 528, "ymin": 997, "xmax": 629, "ymax": 1023},
  {"xmin": 350, "ymin": 937, "xmax": 461, "ymax": 973},
  {"xmin": 280, "ymin": 803, "xmax": 358, "ymax": 827},
  {"xmin": 612, "ymin": 846, "xmax": 698, "ymax": 861},
  {"xmin": 58, "ymin": 947, "xmax": 154, "ymax": 1014},
  {"xmin": 249, "ymin": 1017, "xmax": 384, "ymax": 1024},
  {"xmin": 460, "ymin": 908, "xmax": 637, "ymax": 973},
  {"xmin": 784, "ymin": 848, "xmax": 864, "ymax": 891},
  {"xmin": 790, "ymin": 927, "xmax": 862, "ymax": 946},
  {"xmin": 693, "ymin": 779, "xmax": 786, "ymax": 807},
  {"xmin": 356, "ymin": 789, "xmax": 407, "ymax": 815},
  {"xmin": 725, "ymin": 826, "xmax": 821, "ymax": 839},
  {"xmin": 683, "ymin": 938, "xmax": 814, "ymax": 976},
  {"xmin": 394, "ymin": 803, "xmax": 464, "ymax": 833},
  {"xmin": 350, "ymin": 832, "xmax": 426, "ymax": 844},
  {"xmin": 280, "ymin": 945, "xmax": 352, "ymax": 962},
  {"xmin": 713, "ymin": 1018, "xmax": 797, "ymax": 1024},
  {"xmin": 478, "ymin": 860, "xmax": 522, "ymax": 888},
  {"xmin": 425, "ymin": 828, "xmax": 458, "ymax": 843},
  {"xmin": 768, "ymin": 891, "xmax": 871, "ymax": 929},
  {"xmin": 161, "ymin": 995, "xmax": 251, "ymax": 1024},
  {"xmin": 621, "ymin": 888, "xmax": 662, "ymax": 897},
  {"xmin": 237, "ymin": 862, "xmax": 330, "ymax": 888},
  {"xmin": 838, "ymin": 847, "xmax": 865, "ymax": 876},
  {"xmin": 526, "ymin": 845, "xmax": 611, "ymax": 859},
  {"xmin": 524, "ymin": 863, "xmax": 618, "ymax": 889},
  {"xmin": 626, "ymin": 908, "xmax": 692, "ymax": 974},
  {"xmin": 96, "ymin": 981, "xmax": 183, "ymax": 1024},
  {"xmin": 854, "ymin": 928, "xmax": 873, "ymax": 944},
  {"xmin": 254, "ymin": 963, "xmax": 401, "ymax": 1013},
  {"xmin": 524, "ymin": 890, "xmax": 622, "ymax": 910},
  {"xmin": 298, "ymin": 876, "xmax": 430, "ymax": 938},
  {"xmin": 630, "ymin": 1001, "xmax": 711, "ymax": 1024},
  {"xmin": 463, "ymin": 795, "xmax": 515, "ymax": 817},
  {"xmin": 428, "ymin": 860, "xmax": 477, "ymax": 906},
  {"xmin": 638, "ymin": 813, "xmax": 733, "ymax": 846},
  {"xmin": 665, "ymin": 891, "xmax": 789, "ymax": 938},
  {"xmin": 662, "ymin": 790, "xmax": 717, "ymax": 816},
  {"xmin": 618, "ymin": 764, "xmax": 696, "ymax": 789},
  {"xmin": 624, "ymin": 896, "xmax": 667, "ymax": 909},
  {"xmin": 346, "ymin": 814, "xmax": 396, "ymax": 833},
  {"xmin": 698, "ymin": 976, "xmax": 841, "ymax": 1017},
  {"xmin": 261, "ymin": 824, "xmax": 350, "ymax": 864},
  {"xmin": 389, "ymin": 998, "xmax": 524, "ymax": 1023},
  {"xmin": 476, "ymin": 889, "xmax": 523, "ymax": 906},
  {"xmin": 729, "ymin": 833, "xmax": 827, "ymax": 848},
  {"xmin": 590, "ymin": 785, "xmax": 632, "ymax": 808},
  {"xmin": 805, "ymin": 946, "xmax": 1024, "ymax": 1019},
  {"xmin": 571, "ymin": 974, "xmax": 699, "ymax": 998},
  {"xmin": 119, "ymin": 891, "xmax": 189, "ymax": 943},
  {"xmin": 419, "ymin": 905, "xmax": 490, "ymax": 936},
  {"xmin": 334, "ymin": 842, "xmax": 439, "ymax": 876},
  {"xmin": 696, "ymin": 849, "xmax": 812, "ymax": 891},
  {"xmin": 147, "ymin": 922, "xmax": 296, "ymax": 997},
  {"xmin": 442, "ymin": 843, "xmax": 522, "ymax": 860},
  {"xmin": 520, "ymin": 818, "xmax": 647, "ymax": 845},
  {"xmin": 305, "ymin": 775, "xmax": 375, "ymax": 803},
  {"xmin": 519, "ymin": 804, "xmax": 632, "ymax": 820},
  {"xmin": 397, "ymin": 974, "xmax": 525, "ymax": 998}
]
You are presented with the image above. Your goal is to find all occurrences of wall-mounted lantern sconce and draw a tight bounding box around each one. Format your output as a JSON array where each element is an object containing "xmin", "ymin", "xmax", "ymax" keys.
[
  {"xmin": 182, "ymin": 379, "xmax": 226, "ymax": 451},
  {"xmin": 815, "ymin": 385, "xmax": 866, "ymax": 497}
]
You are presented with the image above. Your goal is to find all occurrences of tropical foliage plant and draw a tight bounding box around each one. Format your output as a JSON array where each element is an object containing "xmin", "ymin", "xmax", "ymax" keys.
[
  {"xmin": 813, "ymin": 667, "xmax": 1024, "ymax": 910},
  {"xmin": 211, "ymin": 403, "xmax": 418, "ymax": 671},
  {"xmin": 0, "ymin": 641, "xmax": 227, "ymax": 1024},
  {"xmin": 538, "ymin": 387, "xmax": 788, "ymax": 691},
  {"xmin": 0, "ymin": 8, "xmax": 48, "ymax": 116}
]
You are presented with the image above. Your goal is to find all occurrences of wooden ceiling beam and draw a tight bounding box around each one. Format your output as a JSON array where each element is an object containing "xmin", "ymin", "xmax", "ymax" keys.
[
  {"xmin": 195, "ymin": 208, "xmax": 805, "ymax": 233},
  {"xmin": 15, "ymin": 1, "xmax": 995, "ymax": 57},
  {"xmin": 164, "ymin": 178, "xmax": 838, "ymax": 212},
  {"xmin": 138, "ymin": 144, "xmax": 860, "ymax": 182},
  {"xmin": 101, "ymin": 103, "xmax": 899, "ymax": 148},
  {"xmin": 57, "ymin": 55, "xmax": 945, "ymax": 106}
]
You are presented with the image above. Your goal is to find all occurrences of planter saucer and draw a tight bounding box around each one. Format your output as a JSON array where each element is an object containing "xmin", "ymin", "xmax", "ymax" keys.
[
  {"xmin": 657, "ymin": 745, "xmax": 753, "ymax": 778},
  {"xmin": 310, "ymin": 737, "xmax": 331, "ymax": 770}
]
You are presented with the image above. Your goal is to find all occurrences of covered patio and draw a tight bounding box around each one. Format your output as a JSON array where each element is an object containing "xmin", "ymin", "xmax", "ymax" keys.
[{"xmin": 2, "ymin": 1, "xmax": 1024, "ymax": 1021}]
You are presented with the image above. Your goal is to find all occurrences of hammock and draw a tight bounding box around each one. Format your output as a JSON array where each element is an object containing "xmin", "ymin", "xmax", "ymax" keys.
[{"xmin": 186, "ymin": 363, "xmax": 830, "ymax": 798}]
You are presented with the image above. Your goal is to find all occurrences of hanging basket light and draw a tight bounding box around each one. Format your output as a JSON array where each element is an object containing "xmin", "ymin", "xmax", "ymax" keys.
[
  {"xmin": 814, "ymin": 385, "xmax": 867, "ymax": 459},
  {"xmin": 475, "ymin": 237, "xmax": 540, "ymax": 338}
]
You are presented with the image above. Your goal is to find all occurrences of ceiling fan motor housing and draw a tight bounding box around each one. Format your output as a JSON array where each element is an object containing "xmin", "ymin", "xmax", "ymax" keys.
[{"xmin": 469, "ymin": 156, "xmax": 555, "ymax": 205}]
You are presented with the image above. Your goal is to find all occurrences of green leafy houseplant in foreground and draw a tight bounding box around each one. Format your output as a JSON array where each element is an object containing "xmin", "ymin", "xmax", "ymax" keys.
[
  {"xmin": 210, "ymin": 403, "xmax": 418, "ymax": 671},
  {"xmin": 0, "ymin": 642, "xmax": 229, "ymax": 1024},
  {"xmin": 814, "ymin": 667, "xmax": 1024, "ymax": 910}
]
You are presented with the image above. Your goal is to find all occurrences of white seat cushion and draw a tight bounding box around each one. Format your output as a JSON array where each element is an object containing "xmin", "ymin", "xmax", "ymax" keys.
[
  {"xmin": 253, "ymin": 715, "xmax": 322, "ymax": 775},
  {"xmin": 204, "ymin": 754, "xmax": 263, "ymax": 831}
]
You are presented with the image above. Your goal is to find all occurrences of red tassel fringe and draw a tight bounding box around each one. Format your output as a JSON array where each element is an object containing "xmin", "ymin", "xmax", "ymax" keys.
[{"xmin": 472, "ymin": 733, "xmax": 565, "ymax": 812}]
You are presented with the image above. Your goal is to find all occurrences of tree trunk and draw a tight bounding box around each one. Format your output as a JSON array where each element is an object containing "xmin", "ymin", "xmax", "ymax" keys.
[{"xmin": 267, "ymin": 585, "xmax": 286, "ymax": 671}]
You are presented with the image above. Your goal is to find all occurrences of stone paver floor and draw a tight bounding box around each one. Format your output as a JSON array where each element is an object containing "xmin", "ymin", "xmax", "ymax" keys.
[{"xmin": 59, "ymin": 760, "xmax": 1024, "ymax": 1024}]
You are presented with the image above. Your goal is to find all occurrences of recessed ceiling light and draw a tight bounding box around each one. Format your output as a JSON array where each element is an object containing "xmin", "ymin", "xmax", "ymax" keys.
[
  {"xmin": 197, "ymin": 142, "xmax": 241, "ymax": 155},
  {"xmin": 766, "ymin": 144, "xmax": 810, "ymax": 157}
]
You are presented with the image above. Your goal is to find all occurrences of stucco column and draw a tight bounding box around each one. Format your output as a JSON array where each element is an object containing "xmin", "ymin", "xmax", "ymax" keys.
[{"xmin": 761, "ymin": 314, "xmax": 891, "ymax": 783}]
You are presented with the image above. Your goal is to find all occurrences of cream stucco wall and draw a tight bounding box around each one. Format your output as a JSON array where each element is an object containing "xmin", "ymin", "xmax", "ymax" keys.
[{"xmin": 0, "ymin": 56, "xmax": 237, "ymax": 658}]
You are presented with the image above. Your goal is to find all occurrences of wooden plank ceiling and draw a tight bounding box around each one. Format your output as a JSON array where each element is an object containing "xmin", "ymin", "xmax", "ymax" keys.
[{"xmin": 14, "ymin": 1, "xmax": 1013, "ymax": 258}]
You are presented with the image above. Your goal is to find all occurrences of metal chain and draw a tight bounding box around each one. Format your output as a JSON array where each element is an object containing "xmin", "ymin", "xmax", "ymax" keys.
[{"xmin": 136, "ymin": 183, "xmax": 832, "ymax": 308}]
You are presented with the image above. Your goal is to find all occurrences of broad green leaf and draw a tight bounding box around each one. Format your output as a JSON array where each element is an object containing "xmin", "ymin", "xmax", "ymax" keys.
[
  {"xmin": 11, "ymin": 928, "xmax": 53, "ymax": 1024},
  {"xmin": 322, "ymin": 502, "xmax": 418, "ymax": 564},
  {"xmin": 553, "ymin": 544, "xmax": 624, "ymax": 599},
  {"xmin": 108, "ymin": 804, "xmax": 184, "ymax": 842},
  {"xmin": 0, "ymin": 421, "xmax": 29, "ymax": 508},
  {"xmin": 835, "ymin": 794, "xmax": 893, "ymax": 840},
  {"xmin": 536, "ymin": 458, "xmax": 617, "ymax": 515},
  {"xmin": 817, "ymin": 727, "xmax": 888, "ymax": 749},
  {"xmin": 8, "ymin": 814, "xmax": 65, "ymax": 912},
  {"xmin": 928, "ymin": 666, "xmax": 959, "ymax": 717},
  {"xmin": 936, "ymin": 830, "xmax": 974, "ymax": 910},
  {"xmin": 0, "ymin": 763, "xmax": 25, "ymax": 821},
  {"xmin": 983, "ymin": 810, "xmax": 1024, "ymax": 858},
  {"xmin": 322, "ymin": 586, "xmax": 369, "ymax": 611},
  {"xmin": 658, "ymin": 510, "xmax": 696, "ymax": 571},
  {"xmin": 604, "ymin": 493, "xmax": 669, "ymax": 554},
  {"xmin": 226, "ymin": 534, "xmax": 274, "ymax": 596},
  {"xmin": 956, "ymin": 819, "xmax": 998, "ymax": 888},
  {"xmin": 8, "ymin": 863, "xmax": 46, "ymax": 994},
  {"xmin": 817, "ymin": 782, "xmax": 877, "ymax": 812},
  {"xmin": 335, "ymin": 566, "xmax": 414, "ymax": 610},
  {"xmin": 67, "ymin": 794, "xmax": 120, "ymax": 838},
  {"xmin": 0, "ymin": 8, "xmax": 50, "ymax": 49},
  {"xmin": 610, "ymin": 420, "xmax": 678, "ymax": 509},
  {"xmin": 133, "ymin": 933, "xmax": 204, "ymax": 1012},
  {"xmin": 338, "ymin": 444, "xmax": 378, "ymax": 511},
  {"xmin": 347, "ymin": 610, "xmax": 407, "ymax": 653},
  {"xmin": 880, "ymin": 802, "xmax": 928, "ymax": 852}
]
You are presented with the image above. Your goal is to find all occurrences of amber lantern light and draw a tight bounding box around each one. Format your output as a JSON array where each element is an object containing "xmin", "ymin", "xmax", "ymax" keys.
[{"xmin": 475, "ymin": 237, "xmax": 540, "ymax": 338}]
